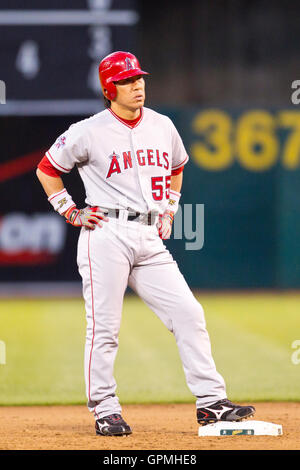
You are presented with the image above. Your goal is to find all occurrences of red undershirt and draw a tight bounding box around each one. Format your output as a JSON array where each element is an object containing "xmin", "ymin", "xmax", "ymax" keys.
[
  {"xmin": 113, "ymin": 109, "xmax": 142, "ymax": 128},
  {"xmin": 37, "ymin": 108, "xmax": 184, "ymax": 177}
]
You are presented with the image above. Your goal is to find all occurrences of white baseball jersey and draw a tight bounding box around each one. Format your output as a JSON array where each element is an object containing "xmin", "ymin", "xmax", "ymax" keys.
[{"xmin": 45, "ymin": 107, "xmax": 189, "ymax": 213}]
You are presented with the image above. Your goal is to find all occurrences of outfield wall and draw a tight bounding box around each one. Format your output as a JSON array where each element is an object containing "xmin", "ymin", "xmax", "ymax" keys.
[
  {"xmin": 167, "ymin": 108, "xmax": 300, "ymax": 288},
  {"xmin": 1, "ymin": 108, "xmax": 300, "ymax": 288}
]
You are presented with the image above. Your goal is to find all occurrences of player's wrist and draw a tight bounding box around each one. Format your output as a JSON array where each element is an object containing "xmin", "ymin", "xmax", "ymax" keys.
[
  {"xmin": 167, "ymin": 190, "xmax": 181, "ymax": 214},
  {"xmin": 48, "ymin": 188, "xmax": 76, "ymax": 215}
]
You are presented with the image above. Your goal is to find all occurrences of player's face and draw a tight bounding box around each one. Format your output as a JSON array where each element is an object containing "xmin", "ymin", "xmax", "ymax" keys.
[{"xmin": 114, "ymin": 75, "xmax": 145, "ymax": 110}]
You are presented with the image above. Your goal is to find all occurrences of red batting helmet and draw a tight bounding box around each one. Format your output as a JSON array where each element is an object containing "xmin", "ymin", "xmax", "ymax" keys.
[{"xmin": 99, "ymin": 51, "xmax": 149, "ymax": 101}]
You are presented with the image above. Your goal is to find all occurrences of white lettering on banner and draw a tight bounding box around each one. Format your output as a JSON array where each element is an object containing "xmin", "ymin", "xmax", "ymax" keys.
[
  {"xmin": 87, "ymin": 1, "xmax": 113, "ymax": 96},
  {"xmin": 16, "ymin": 40, "xmax": 40, "ymax": 79},
  {"xmin": 87, "ymin": 26, "xmax": 112, "ymax": 94},
  {"xmin": 0, "ymin": 213, "xmax": 67, "ymax": 254}
]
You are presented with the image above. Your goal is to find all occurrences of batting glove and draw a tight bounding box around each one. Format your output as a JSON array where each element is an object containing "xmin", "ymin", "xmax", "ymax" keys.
[
  {"xmin": 64, "ymin": 206, "xmax": 108, "ymax": 230},
  {"xmin": 157, "ymin": 189, "xmax": 181, "ymax": 239},
  {"xmin": 157, "ymin": 210, "xmax": 174, "ymax": 239}
]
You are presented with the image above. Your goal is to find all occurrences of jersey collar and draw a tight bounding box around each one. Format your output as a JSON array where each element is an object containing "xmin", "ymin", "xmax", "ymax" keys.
[{"xmin": 108, "ymin": 107, "xmax": 144, "ymax": 129}]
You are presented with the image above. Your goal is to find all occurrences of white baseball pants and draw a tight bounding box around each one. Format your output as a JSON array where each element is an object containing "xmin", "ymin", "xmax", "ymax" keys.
[{"xmin": 77, "ymin": 216, "xmax": 226, "ymax": 420}]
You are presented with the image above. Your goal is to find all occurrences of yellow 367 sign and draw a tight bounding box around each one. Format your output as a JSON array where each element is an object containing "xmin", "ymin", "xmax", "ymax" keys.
[{"xmin": 190, "ymin": 109, "xmax": 300, "ymax": 171}]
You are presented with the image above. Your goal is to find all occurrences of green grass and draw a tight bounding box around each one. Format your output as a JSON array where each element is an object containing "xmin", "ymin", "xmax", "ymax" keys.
[{"xmin": 0, "ymin": 293, "xmax": 299, "ymax": 405}]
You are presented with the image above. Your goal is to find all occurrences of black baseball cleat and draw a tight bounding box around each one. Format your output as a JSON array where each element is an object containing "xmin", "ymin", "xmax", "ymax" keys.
[
  {"xmin": 95, "ymin": 413, "xmax": 132, "ymax": 436},
  {"xmin": 197, "ymin": 399, "xmax": 255, "ymax": 426}
]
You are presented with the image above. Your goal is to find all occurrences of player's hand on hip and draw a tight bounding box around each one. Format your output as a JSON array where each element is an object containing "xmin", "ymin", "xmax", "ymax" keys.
[
  {"xmin": 64, "ymin": 206, "xmax": 109, "ymax": 230},
  {"xmin": 157, "ymin": 210, "xmax": 174, "ymax": 239}
]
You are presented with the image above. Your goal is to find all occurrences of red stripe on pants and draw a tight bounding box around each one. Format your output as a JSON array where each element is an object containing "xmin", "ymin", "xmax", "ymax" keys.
[{"xmin": 87, "ymin": 230, "xmax": 96, "ymax": 402}]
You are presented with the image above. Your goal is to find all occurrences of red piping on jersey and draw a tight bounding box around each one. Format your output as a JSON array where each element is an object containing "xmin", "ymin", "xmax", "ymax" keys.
[
  {"xmin": 87, "ymin": 230, "xmax": 96, "ymax": 403},
  {"xmin": 46, "ymin": 151, "xmax": 70, "ymax": 173},
  {"xmin": 108, "ymin": 107, "xmax": 144, "ymax": 129},
  {"xmin": 172, "ymin": 154, "xmax": 188, "ymax": 170}
]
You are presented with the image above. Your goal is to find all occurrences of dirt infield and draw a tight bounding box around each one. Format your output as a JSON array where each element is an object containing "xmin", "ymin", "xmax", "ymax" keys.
[{"xmin": 0, "ymin": 403, "xmax": 299, "ymax": 450}]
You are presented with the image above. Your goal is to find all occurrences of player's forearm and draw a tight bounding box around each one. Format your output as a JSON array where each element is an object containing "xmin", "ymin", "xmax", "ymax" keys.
[
  {"xmin": 170, "ymin": 171, "xmax": 183, "ymax": 193},
  {"xmin": 36, "ymin": 169, "xmax": 73, "ymax": 217},
  {"xmin": 36, "ymin": 168, "xmax": 64, "ymax": 197},
  {"xmin": 36, "ymin": 168, "xmax": 108, "ymax": 228}
]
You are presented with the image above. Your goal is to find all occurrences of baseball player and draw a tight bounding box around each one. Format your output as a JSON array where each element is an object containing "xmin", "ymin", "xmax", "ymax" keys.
[{"xmin": 36, "ymin": 51, "xmax": 255, "ymax": 436}]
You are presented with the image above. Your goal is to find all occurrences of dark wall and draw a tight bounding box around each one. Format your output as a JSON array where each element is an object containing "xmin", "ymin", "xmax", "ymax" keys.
[{"xmin": 138, "ymin": 0, "xmax": 299, "ymax": 107}]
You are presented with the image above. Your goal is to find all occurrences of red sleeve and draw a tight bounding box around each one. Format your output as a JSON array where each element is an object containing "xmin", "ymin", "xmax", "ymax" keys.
[
  {"xmin": 171, "ymin": 165, "xmax": 184, "ymax": 176},
  {"xmin": 37, "ymin": 155, "xmax": 63, "ymax": 177}
]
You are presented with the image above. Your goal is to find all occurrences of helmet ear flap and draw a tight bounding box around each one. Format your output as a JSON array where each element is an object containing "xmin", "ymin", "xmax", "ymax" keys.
[{"xmin": 104, "ymin": 82, "xmax": 117, "ymax": 101}]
